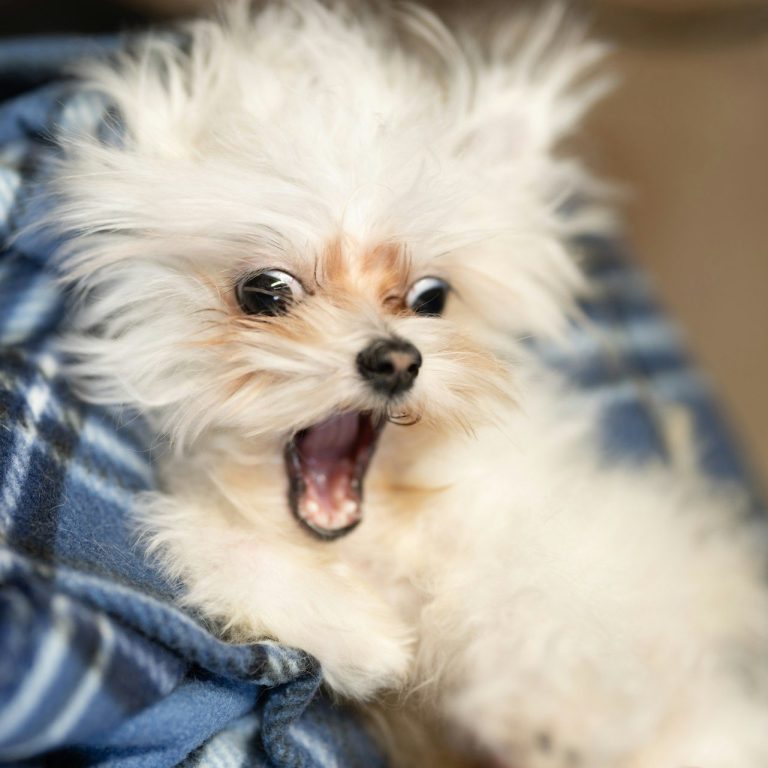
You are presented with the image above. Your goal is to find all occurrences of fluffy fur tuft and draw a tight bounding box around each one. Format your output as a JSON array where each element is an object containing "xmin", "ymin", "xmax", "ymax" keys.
[{"xmin": 49, "ymin": 2, "xmax": 768, "ymax": 766}]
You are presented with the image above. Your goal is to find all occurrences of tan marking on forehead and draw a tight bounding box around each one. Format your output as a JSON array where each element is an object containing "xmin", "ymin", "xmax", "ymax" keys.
[
  {"xmin": 322, "ymin": 236, "xmax": 347, "ymax": 285},
  {"xmin": 312, "ymin": 236, "xmax": 412, "ymax": 312},
  {"xmin": 360, "ymin": 241, "xmax": 404, "ymax": 275},
  {"xmin": 361, "ymin": 241, "xmax": 411, "ymax": 306}
]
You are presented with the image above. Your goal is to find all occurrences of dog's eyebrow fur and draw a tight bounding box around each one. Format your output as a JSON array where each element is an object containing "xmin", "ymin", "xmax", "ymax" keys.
[{"xmin": 313, "ymin": 236, "xmax": 413, "ymax": 310}]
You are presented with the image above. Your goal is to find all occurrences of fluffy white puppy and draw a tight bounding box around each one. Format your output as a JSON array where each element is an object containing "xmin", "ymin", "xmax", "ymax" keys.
[{"xmin": 49, "ymin": 1, "xmax": 768, "ymax": 765}]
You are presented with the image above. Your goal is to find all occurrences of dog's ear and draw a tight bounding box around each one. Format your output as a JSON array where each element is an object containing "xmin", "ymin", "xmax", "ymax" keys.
[
  {"xmin": 430, "ymin": 5, "xmax": 614, "ymax": 341},
  {"xmin": 449, "ymin": 4, "xmax": 611, "ymax": 167}
]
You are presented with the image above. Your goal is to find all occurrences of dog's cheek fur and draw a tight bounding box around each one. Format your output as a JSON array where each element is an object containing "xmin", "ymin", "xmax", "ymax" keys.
[{"xmin": 59, "ymin": 258, "xmax": 226, "ymax": 418}]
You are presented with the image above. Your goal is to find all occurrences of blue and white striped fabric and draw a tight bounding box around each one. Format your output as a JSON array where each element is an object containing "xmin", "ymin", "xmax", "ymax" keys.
[{"xmin": 0, "ymin": 35, "xmax": 761, "ymax": 768}]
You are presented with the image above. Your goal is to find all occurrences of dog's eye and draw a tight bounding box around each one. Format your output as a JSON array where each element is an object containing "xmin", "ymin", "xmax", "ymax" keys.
[
  {"xmin": 406, "ymin": 277, "xmax": 449, "ymax": 316},
  {"xmin": 236, "ymin": 270, "xmax": 304, "ymax": 316}
]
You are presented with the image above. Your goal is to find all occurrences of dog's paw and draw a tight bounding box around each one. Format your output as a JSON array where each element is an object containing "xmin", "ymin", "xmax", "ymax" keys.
[
  {"xmin": 293, "ymin": 576, "xmax": 414, "ymax": 699},
  {"xmin": 317, "ymin": 612, "xmax": 413, "ymax": 699},
  {"xmin": 242, "ymin": 553, "xmax": 413, "ymax": 700}
]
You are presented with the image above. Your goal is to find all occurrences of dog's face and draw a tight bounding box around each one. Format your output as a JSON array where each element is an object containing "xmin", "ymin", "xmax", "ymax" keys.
[
  {"xmin": 52, "ymin": 2, "xmax": 604, "ymax": 537},
  {"xmin": 208, "ymin": 234, "xmax": 517, "ymax": 538}
]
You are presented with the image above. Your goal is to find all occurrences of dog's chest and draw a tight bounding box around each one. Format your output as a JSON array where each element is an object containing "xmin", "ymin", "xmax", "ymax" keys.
[{"xmin": 329, "ymin": 492, "xmax": 435, "ymax": 623}]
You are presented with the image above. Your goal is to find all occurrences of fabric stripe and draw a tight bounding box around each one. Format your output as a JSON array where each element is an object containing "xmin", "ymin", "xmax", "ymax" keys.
[
  {"xmin": 0, "ymin": 376, "xmax": 52, "ymax": 529},
  {"xmin": 192, "ymin": 714, "xmax": 259, "ymax": 768},
  {"xmin": 1, "ymin": 612, "xmax": 115, "ymax": 760},
  {"xmin": 288, "ymin": 721, "xmax": 339, "ymax": 768},
  {"xmin": 80, "ymin": 415, "xmax": 154, "ymax": 484},
  {"xmin": 0, "ymin": 166, "xmax": 20, "ymax": 231},
  {"xmin": 0, "ymin": 272, "xmax": 60, "ymax": 346},
  {"xmin": 0, "ymin": 594, "xmax": 74, "ymax": 744}
]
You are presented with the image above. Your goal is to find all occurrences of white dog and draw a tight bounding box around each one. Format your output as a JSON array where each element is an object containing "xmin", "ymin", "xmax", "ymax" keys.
[{"xmin": 49, "ymin": 1, "xmax": 768, "ymax": 765}]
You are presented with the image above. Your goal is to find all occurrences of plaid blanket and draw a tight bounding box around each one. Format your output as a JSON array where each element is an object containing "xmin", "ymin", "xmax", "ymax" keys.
[{"xmin": 0, "ymin": 36, "xmax": 761, "ymax": 768}]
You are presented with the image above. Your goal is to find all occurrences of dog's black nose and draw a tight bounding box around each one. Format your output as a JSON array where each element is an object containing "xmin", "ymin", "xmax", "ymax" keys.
[{"xmin": 356, "ymin": 337, "xmax": 422, "ymax": 397}]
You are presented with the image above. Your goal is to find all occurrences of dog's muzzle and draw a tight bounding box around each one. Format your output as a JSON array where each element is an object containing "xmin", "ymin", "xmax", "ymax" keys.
[{"xmin": 285, "ymin": 337, "xmax": 422, "ymax": 541}]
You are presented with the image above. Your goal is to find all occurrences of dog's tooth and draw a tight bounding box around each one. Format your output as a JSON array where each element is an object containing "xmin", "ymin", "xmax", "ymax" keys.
[
  {"xmin": 342, "ymin": 500, "xmax": 358, "ymax": 519},
  {"xmin": 304, "ymin": 499, "xmax": 320, "ymax": 518}
]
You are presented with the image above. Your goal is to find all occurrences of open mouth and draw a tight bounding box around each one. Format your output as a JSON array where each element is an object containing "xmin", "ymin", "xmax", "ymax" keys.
[{"xmin": 285, "ymin": 412, "xmax": 384, "ymax": 540}]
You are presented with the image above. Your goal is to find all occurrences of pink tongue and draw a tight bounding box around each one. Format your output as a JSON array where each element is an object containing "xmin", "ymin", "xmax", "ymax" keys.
[{"xmin": 297, "ymin": 414, "xmax": 363, "ymax": 531}]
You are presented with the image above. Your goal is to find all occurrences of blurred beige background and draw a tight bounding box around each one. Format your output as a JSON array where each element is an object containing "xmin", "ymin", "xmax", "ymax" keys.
[{"xmin": 3, "ymin": 0, "xmax": 767, "ymax": 492}]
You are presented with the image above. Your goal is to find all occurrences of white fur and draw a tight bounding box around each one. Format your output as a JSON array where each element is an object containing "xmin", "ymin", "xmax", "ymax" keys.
[{"xmin": 49, "ymin": 2, "xmax": 768, "ymax": 766}]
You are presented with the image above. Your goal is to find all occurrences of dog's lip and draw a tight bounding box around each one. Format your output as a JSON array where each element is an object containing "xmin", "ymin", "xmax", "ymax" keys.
[{"xmin": 285, "ymin": 412, "xmax": 384, "ymax": 540}]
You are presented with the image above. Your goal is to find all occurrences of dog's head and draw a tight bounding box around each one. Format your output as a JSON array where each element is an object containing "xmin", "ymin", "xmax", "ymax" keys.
[{"xmin": 51, "ymin": 1, "xmax": 608, "ymax": 537}]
